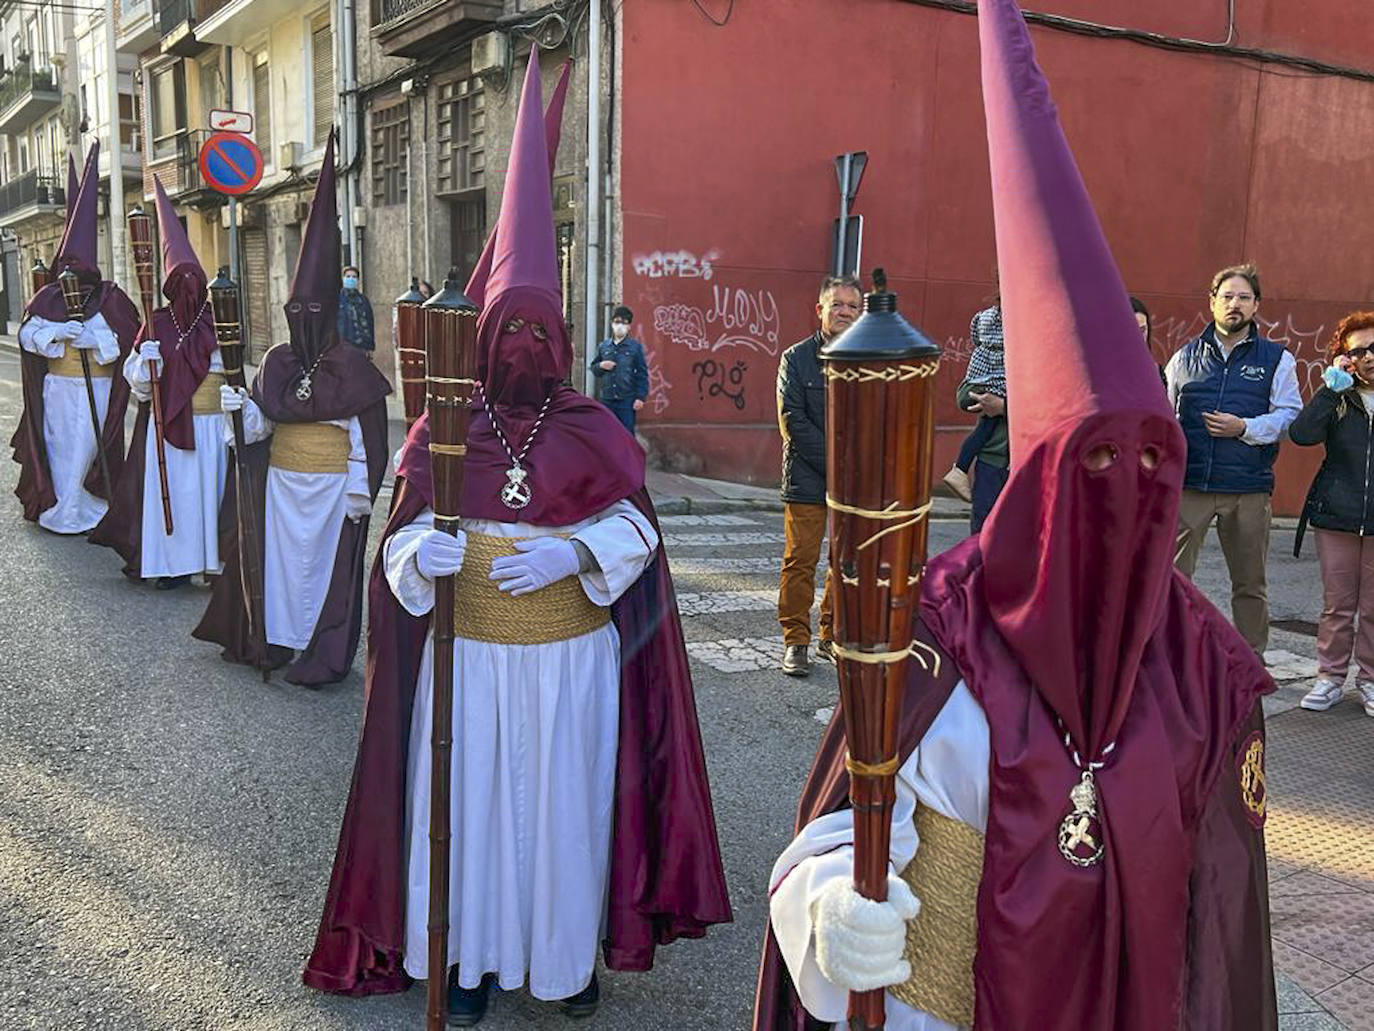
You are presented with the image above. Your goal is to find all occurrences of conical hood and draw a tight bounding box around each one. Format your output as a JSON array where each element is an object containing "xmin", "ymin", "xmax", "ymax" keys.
[
  {"xmin": 976, "ymin": 0, "xmax": 1187, "ymax": 758},
  {"xmin": 980, "ymin": 0, "xmax": 1171, "ymax": 458},
  {"xmin": 55, "ymin": 142, "xmax": 100, "ymax": 279},
  {"xmin": 153, "ymin": 176, "xmax": 201, "ymax": 281},
  {"xmin": 288, "ymin": 128, "xmax": 341, "ymax": 308},
  {"xmin": 482, "ymin": 49, "xmax": 559, "ymax": 308},
  {"xmin": 65, "ymin": 151, "xmax": 78, "ymax": 223},
  {"xmin": 465, "ymin": 58, "xmax": 572, "ymax": 305}
]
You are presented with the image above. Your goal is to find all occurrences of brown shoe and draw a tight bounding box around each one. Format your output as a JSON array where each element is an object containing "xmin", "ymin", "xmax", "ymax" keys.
[
  {"xmin": 815, "ymin": 639, "xmax": 836, "ymax": 663},
  {"xmin": 941, "ymin": 465, "xmax": 973, "ymax": 503},
  {"xmin": 782, "ymin": 644, "xmax": 810, "ymax": 677}
]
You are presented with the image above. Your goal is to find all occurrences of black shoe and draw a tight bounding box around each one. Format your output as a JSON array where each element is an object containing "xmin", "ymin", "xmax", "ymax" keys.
[
  {"xmin": 559, "ymin": 972, "xmax": 599, "ymax": 1019},
  {"xmin": 781, "ymin": 644, "xmax": 810, "ymax": 677},
  {"xmin": 156, "ymin": 575, "xmax": 192, "ymax": 591},
  {"xmin": 446, "ymin": 971, "xmax": 492, "ymax": 1027}
]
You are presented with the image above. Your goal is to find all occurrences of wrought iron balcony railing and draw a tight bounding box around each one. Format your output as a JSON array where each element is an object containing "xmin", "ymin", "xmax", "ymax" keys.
[{"xmin": 0, "ymin": 170, "xmax": 65, "ymax": 223}]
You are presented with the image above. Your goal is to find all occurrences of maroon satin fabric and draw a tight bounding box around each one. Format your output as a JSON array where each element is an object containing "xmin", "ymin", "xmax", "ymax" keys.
[{"xmin": 147, "ymin": 274, "xmax": 217, "ymax": 452}]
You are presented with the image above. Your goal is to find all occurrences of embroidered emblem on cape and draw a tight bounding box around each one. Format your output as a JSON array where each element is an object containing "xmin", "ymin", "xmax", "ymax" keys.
[
  {"xmin": 1238, "ymin": 730, "xmax": 1267, "ymax": 829},
  {"xmin": 1057, "ymin": 770, "xmax": 1105, "ymax": 867}
]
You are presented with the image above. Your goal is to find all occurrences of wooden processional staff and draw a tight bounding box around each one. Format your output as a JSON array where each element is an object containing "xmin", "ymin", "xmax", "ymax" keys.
[
  {"xmin": 57, "ymin": 268, "xmax": 113, "ymax": 500},
  {"xmin": 127, "ymin": 205, "xmax": 175, "ymax": 536},
  {"xmin": 821, "ymin": 268, "xmax": 941, "ymax": 1031},
  {"xmin": 420, "ymin": 268, "xmax": 480, "ymax": 1031}
]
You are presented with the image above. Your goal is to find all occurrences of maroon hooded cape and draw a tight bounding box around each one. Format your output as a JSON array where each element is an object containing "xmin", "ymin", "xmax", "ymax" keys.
[
  {"xmin": 91, "ymin": 177, "xmax": 219, "ymax": 575},
  {"xmin": 302, "ymin": 415, "xmax": 732, "ymax": 993},
  {"xmin": 754, "ymin": 2, "xmax": 1276, "ymax": 1027},
  {"xmin": 11, "ymin": 143, "xmax": 138, "ymax": 523},
  {"xmin": 193, "ymin": 132, "xmax": 393, "ymax": 685}
]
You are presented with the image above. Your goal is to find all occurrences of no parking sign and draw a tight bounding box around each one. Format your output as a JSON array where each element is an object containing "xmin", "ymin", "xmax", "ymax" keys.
[{"xmin": 198, "ymin": 132, "xmax": 264, "ymax": 196}]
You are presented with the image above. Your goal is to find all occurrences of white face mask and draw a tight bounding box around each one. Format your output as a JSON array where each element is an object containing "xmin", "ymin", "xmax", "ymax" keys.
[{"xmin": 611, "ymin": 322, "xmax": 629, "ymax": 339}]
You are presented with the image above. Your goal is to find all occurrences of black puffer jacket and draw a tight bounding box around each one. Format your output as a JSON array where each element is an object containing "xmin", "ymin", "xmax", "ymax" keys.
[
  {"xmin": 777, "ymin": 332, "xmax": 826, "ymax": 504},
  {"xmin": 1289, "ymin": 385, "xmax": 1374, "ymax": 552}
]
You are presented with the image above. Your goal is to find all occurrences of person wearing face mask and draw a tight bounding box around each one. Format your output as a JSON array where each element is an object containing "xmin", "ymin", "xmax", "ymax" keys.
[
  {"xmin": 13, "ymin": 142, "xmax": 139, "ymax": 534},
  {"xmin": 303, "ymin": 53, "xmax": 729, "ymax": 1024},
  {"xmin": 755, "ymin": 3, "xmax": 1276, "ymax": 1028},
  {"xmin": 1290, "ymin": 312, "xmax": 1374, "ymax": 718},
  {"xmin": 194, "ymin": 132, "xmax": 392, "ymax": 686},
  {"xmin": 337, "ymin": 264, "xmax": 375, "ymax": 354},
  {"xmin": 590, "ymin": 304, "xmax": 649, "ymax": 433},
  {"xmin": 89, "ymin": 178, "xmax": 229, "ymax": 590}
]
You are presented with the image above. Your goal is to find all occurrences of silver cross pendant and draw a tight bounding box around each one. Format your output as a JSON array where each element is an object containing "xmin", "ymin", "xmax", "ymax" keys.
[{"xmin": 500, "ymin": 463, "xmax": 533, "ymax": 510}]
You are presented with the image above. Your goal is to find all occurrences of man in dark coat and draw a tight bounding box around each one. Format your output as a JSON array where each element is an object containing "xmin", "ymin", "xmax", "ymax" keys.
[
  {"xmin": 12, "ymin": 142, "xmax": 139, "ymax": 533},
  {"xmin": 590, "ymin": 304, "xmax": 649, "ymax": 433},
  {"xmin": 754, "ymin": 2, "xmax": 1277, "ymax": 1028},
  {"xmin": 193, "ymin": 130, "xmax": 391, "ymax": 686}
]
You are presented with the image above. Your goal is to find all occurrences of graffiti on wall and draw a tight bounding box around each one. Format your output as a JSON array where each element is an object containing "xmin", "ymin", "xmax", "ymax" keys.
[
  {"xmin": 644, "ymin": 342, "xmax": 673, "ymax": 414},
  {"xmin": 692, "ymin": 357, "xmax": 749, "ymax": 410},
  {"xmin": 631, "ymin": 248, "xmax": 721, "ymax": 280},
  {"xmin": 650, "ymin": 285, "xmax": 782, "ymax": 356}
]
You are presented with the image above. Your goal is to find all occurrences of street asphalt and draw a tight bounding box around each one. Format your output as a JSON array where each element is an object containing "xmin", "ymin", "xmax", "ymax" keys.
[{"xmin": 0, "ymin": 347, "xmax": 1363, "ymax": 1030}]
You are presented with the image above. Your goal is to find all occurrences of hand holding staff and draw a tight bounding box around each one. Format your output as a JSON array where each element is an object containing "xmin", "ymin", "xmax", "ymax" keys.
[
  {"xmin": 128, "ymin": 206, "xmax": 174, "ymax": 536},
  {"xmin": 422, "ymin": 269, "xmax": 480, "ymax": 1031},
  {"xmin": 209, "ymin": 269, "xmax": 271, "ymax": 682},
  {"xmin": 57, "ymin": 268, "xmax": 112, "ymax": 502},
  {"xmin": 821, "ymin": 269, "xmax": 940, "ymax": 1031}
]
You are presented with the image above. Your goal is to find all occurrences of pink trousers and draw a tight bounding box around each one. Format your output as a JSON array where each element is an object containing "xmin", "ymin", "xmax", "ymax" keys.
[{"xmin": 1315, "ymin": 528, "xmax": 1374, "ymax": 682}]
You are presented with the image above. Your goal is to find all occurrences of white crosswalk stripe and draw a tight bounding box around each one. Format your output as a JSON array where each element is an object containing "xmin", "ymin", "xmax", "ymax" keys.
[
  {"xmin": 657, "ymin": 513, "xmax": 763, "ymax": 527},
  {"xmin": 663, "ymin": 531, "xmax": 784, "ymax": 549}
]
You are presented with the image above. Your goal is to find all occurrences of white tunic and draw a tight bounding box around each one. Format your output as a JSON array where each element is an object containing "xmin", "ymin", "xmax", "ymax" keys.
[
  {"xmin": 230, "ymin": 399, "xmax": 368, "ymax": 650},
  {"xmin": 769, "ymin": 681, "xmax": 990, "ymax": 1031},
  {"xmin": 386, "ymin": 501, "xmax": 657, "ymax": 999},
  {"xmin": 124, "ymin": 347, "xmax": 230, "ymax": 578},
  {"xmin": 19, "ymin": 314, "xmax": 121, "ymax": 534}
]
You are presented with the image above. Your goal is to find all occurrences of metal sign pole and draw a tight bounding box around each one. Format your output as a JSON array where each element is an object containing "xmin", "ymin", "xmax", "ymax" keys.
[{"xmin": 836, "ymin": 153, "xmax": 851, "ymax": 277}]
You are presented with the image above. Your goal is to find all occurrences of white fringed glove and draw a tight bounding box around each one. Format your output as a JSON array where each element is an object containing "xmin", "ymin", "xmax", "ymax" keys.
[
  {"xmin": 139, "ymin": 339, "xmax": 162, "ymax": 362},
  {"xmin": 416, "ymin": 529, "xmax": 467, "ymax": 579},
  {"xmin": 489, "ymin": 536, "xmax": 580, "ymax": 597},
  {"xmin": 812, "ymin": 876, "xmax": 920, "ymax": 993},
  {"xmin": 345, "ymin": 492, "xmax": 372, "ymax": 523},
  {"xmin": 57, "ymin": 320, "xmax": 85, "ymax": 342},
  {"xmin": 220, "ymin": 384, "xmax": 247, "ymax": 412}
]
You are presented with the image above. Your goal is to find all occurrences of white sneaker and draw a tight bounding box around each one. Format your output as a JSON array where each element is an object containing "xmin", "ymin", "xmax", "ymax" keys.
[
  {"xmin": 1356, "ymin": 682, "xmax": 1374, "ymax": 717},
  {"xmin": 1300, "ymin": 678, "xmax": 1345, "ymax": 711}
]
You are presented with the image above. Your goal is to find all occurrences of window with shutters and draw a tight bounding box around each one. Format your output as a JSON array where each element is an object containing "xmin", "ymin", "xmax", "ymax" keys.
[
  {"xmin": 371, "ymin": 100, "xmax": 408, "ymax": 206},
  {"xmin": 150, "ymin": 62, "xmax": 187, "ymax": 159},
  {"xmin": 309, "ymin": 15, "xmax": 333, "ymax": 148},
  {"xmin": 435, "ymin": 76, "xmax": 484, "ymax": 195},
  {"xmin": 252, "ymin": 52, "xmax": 273, "ymax": 159},
  {"xmin": 199, "ymin": 54, "xmax": 222, "ymax": 125}
]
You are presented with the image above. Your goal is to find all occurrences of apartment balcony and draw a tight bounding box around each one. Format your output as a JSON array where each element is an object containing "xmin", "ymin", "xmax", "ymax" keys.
[
  {"xmin": 0, "ymin": 65, "xmax": 61, "ymax": 136},
  {"xmin": 0, "ymin": 170, "xmax": 66, "ymax": 231},
  {"xmin": 117, "ymin": 0, "xmax": 160, "ymax": 53},
  {"xmin": 144, "ymin": 129, "xmax": 223, "ymax": 211},
  {"xmin": 195, "ymin": 0, "xmax": 296, "ymax": 46},
  {"xmin": 159, "ymin": 0, "xmax": 210, "ymax": 57},
  {"xmin": 371, "ymin": 0, "xmax": 502, "ymax": 58}
]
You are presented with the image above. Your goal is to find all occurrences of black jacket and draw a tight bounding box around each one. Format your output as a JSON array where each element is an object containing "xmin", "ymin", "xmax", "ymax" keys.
[
  {"xmin": 777, "ymin": 332, "xmax": 826, "ymax": 504},
  {"xmin": 1289, "ymin": 385, "xmax": 1374, "ymax": 551}
]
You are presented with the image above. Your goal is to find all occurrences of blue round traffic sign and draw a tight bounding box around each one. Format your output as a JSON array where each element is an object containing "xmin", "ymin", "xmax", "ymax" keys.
[{"xmin": 199, "ymin": 131, "xmax": 264, "ymax": 196}]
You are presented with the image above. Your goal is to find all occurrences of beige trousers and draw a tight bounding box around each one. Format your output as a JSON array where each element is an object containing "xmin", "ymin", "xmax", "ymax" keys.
[{"xmin": 1175, "ymin": 489, "xmax": 1271, "ymax": 654}]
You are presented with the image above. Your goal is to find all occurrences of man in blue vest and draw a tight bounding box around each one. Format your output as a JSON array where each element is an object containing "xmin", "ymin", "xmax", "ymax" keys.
[{"xmin": 1165, "ymin": 263, "xmax": 1302, "ymax": 655}]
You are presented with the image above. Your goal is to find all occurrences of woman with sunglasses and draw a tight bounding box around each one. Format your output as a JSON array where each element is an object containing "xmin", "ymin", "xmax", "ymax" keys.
[{"xmin": 1290, "ymin": 310, "xmax": 1374, "ymax": 717}]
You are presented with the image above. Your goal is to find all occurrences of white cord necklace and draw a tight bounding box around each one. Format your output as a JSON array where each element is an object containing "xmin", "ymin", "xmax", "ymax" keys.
[
  {"xmin": 295, "ymin": 350, "xmax": 327, "ymax": 401},
  {"xmin": 168, "ymin": 298, "xmax": 210, "ymax": 351},
  {"xmin": 476, "ymin": 382, "xmax": 553, "ymax": 510},
  {"xmin": 1054, "ymin": 717, "xmax": 1117, "ymax": 868}
]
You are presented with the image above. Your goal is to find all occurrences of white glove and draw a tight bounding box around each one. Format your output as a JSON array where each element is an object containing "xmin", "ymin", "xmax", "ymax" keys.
[
  {"xmin": 57, "ymin": 320, "xmax": 85, "ymax": 342},
  {"xmin": 345, "ymin": 492, "xmax": 372, "ymax": 523},
  {"xmin": 139, "ymin": 339, "xmax": 162, "ymax": 362},
  {"xmin": 220, "ymin": 384, "xmax": 247, "ymax": 412},
  {"xmin": 812, "ymin": 876, "xmax": 920, "ymax": 993},
  {"xmin": 416, "ymin": 529, "xmax": 467, "ymax": 579},
  {"xmin": 489, "ymin": 536, "xmax": 581, "ymax": 597}
]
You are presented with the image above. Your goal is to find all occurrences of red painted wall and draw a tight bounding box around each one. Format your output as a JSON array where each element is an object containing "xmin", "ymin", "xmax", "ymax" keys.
[{"xmin": 619, "ymin": 0, "xmax": 1374, "ymax": 515}]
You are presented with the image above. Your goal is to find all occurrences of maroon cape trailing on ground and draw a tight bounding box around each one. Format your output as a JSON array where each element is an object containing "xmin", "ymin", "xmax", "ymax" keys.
[
  {"xmin": 302, "ymin": 414, "xmax": 732, "ymax": 995},
  {"xmin": 751, "ymin": 537, "xmax": 1278, "ymax": 1031},
  {"xmin": 11, "ymin": 280, "xmax": 140, "ymax": 523},
  {"xmin": 191, "ymin": 341, "xmax": 390, "ymax": 685},
  {"xmin": 89, "ymin": 302, "xmax": 218, "ymax": 577}
]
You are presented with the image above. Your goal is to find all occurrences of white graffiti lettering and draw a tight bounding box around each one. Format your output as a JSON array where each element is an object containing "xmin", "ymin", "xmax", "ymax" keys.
[{"xmin": 632, "ymin": 249, "xmax": 720, "ymax": 280}]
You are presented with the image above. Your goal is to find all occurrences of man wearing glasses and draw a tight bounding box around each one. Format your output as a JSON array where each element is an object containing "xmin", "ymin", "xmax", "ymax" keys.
[{"xmin": 1165, "ymin": 263, "xmax": 1302, "ymax": 656}]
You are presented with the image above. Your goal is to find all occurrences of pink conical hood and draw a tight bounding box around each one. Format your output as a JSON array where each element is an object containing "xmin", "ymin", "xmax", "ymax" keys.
[
  {"xmin": 55, "ymin": 142, "xmax": 100, "ymax": 277},
  {"xmin": 980, "ymin": 0, "xmax": 1171, "ymax": 459},
  {"xmin": 465, "ymin": 58, "xmax": 572, "ymax": 305},
  {"xmin": 153, "ymin": 176, "xmax": 202, "ymax": 282},
  {"xmin": 482, "ymin": 49, "xmax": 559, "ymax": 308}
]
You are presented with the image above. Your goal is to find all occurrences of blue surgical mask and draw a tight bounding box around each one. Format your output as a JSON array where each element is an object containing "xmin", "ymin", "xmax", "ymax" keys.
[{"xmin": 343, "ymin": 276, "xmax": 359, "ymax": 291}]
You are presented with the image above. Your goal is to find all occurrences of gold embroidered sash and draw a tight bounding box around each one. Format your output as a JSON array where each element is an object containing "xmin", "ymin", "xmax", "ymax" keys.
[
  {"xmin": 48, "ymin": 345, "xmax": 113, "ymax": 378},
  {"xmin": 888, "ymin": 804, "xmax": 985, "ymax": 1029},
  {"xmin": 269, "ymin": 422, "xmax": 350, "ymax": 474},
  {"xmin": 451, "ymin": 532, "xmax": 610, "ymax": 645},
  {"xmin": 190, "ymin": 372, "xmax": 227, "ymax": 415}
]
